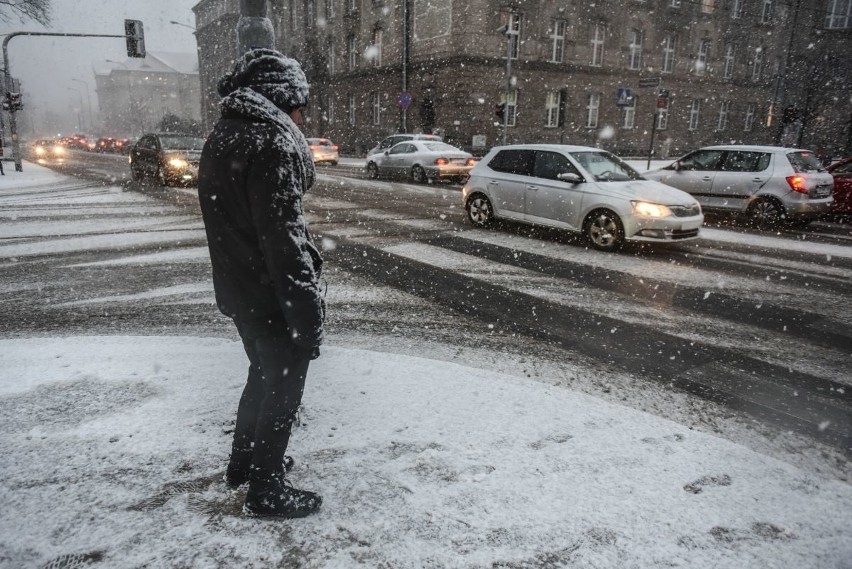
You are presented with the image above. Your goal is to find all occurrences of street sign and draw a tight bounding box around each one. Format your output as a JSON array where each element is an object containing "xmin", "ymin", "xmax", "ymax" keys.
[
  {"xmin": 638, "ymin": 77, "xmax": 661, "ymax": 88},
  {"xmin": 616, "ymin": 87, "xmax": 633, "ymax": 108},
  {"xmin": 398, "ymin": 91, "xmax": 413, "ymax": 110}
]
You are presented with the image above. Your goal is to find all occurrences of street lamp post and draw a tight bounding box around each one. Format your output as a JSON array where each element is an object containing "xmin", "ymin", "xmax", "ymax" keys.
[
  {"xmin": 237, "ymin": 0, "xmax": 274, "ymax": 56},
  {"xmin": 66, "ymin": 86, "xmax": 84, "ymax": 130},
  {"xmin": 71, "ymin": 78, "xmax": 93, "ymax": 132},
  {"xmin": 169, "ymin": 21, "xmax": 196, "ymax": 31}
]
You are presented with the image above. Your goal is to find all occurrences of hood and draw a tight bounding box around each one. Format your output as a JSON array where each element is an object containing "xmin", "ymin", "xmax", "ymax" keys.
[
  {"xmin": 220, "ymin": 87, "xmax": 315, "ymax": 191},
  {"xmin": 594, "ymin": 179, "xmax": 698, "ymax": 206}
]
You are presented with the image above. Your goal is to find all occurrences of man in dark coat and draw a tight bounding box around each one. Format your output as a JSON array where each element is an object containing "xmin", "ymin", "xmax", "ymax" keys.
[{"xmin": 197, "ymin": 49, "xmax": 324, "ymax": 518}]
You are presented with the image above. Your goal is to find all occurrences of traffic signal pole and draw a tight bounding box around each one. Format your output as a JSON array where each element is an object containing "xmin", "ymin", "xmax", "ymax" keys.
[{"xmin": 3, "ymin": 31, "xmax": 127, "ymax": 172}]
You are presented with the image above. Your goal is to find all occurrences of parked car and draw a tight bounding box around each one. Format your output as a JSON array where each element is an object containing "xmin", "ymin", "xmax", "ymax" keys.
[
  {"xmin": 644, "ymin": 145, "xmax": 834, "ymax": 228},
  {"xmin": 463, "ymin": 144, "xmax": 703, "ymax": 251},
  {"xmin": 129, "ymin": 133, "xmax": 205, "ymax": 186},
  {"xmin": 31, "ymin": 139, "xmax": 66, "ymax": 161},
  {"xmin": 826, "ymin": 157, "xmax": 852, "ymax": 218},
  {"xmin": 307, "ymin": 137, "xmax": 339, "ymax": 165},
  {"xmin": 367, "ymin": 140, "xmax": 475, "ymax": 184},
  {"xmin": 367, "ymin": 133, "xmax": 443, "ymax": 158}
]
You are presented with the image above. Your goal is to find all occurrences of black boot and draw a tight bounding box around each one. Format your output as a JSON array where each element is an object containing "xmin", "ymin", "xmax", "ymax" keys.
[
  {"xmin": 244, "ymin": 473, "xmax": 322, "ymax": 518},
  {"xmin": 225, "ymin": 455, "xmax": 295, "ymax": 489}
]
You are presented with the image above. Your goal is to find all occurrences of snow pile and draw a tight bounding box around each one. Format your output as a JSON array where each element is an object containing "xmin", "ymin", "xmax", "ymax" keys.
[{"xmin": 1, "ymin": 337, "xmax": 850, "ymax": 568}]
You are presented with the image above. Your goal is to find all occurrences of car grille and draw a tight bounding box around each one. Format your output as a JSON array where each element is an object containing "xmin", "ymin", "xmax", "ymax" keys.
[
  {"xmin": 672, "ymin": 228, "xmax": 700, "ymax": 239},
  {"xmin": 669, "ymin": 204, "xmax": 701, "ymax": 217}
]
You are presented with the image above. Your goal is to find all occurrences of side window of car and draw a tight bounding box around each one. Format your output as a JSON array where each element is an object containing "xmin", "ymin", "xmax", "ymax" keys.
[
  {"xmin": 720, "ymin": 151, "xmax": 770, "ymax": 172},
  {"xmin": 488, "ymin": 149, "xmax": 535, "ymax": 176},
  {"xmin": 139, "ymin": 136, "xmax": 154, "ymax": 150},
  {"xmin": 388, "ymin": 144, "xmax": 407, "ymax": 155},
  {"xmin": 533, "ymin": 151, "xmax": 581, "ymax": 181},
  {"xmin": 679, "ymin": 150, "xmax": 724, "ymax": 171},
  {"xmin": 835, "ymin": 161, "xmax": 852, "ymax": 175}
]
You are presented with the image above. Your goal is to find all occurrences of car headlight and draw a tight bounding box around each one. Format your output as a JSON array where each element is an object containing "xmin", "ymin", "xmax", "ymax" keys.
[
  {"xmin": 632, "ymin": 201, "xmax": 673, "ymax": 218},
  {"xmin": 35, "ymin": 147, "xmax": 45, "ymax": 156},
  {"xmin": 168, "ymin": 158, "xmax": 188, "ymax": 169},
  {"xmin": 53, "ymin": 145, "xmax": 65, "ymax": 155}
]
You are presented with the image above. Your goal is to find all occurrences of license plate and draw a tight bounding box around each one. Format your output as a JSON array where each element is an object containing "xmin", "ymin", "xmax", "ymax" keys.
[{"xmin": 815, "ymin": 186, "xmax": 831, "ymax": 198}]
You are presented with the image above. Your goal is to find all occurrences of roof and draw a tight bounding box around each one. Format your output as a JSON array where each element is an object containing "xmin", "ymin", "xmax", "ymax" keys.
[
  {"xmin": 93, "ymin": 51, "xmax": 199, "ymax": 77},
  {"xmin": 489, "ymin": 144, "xmax": 606, "ymax": 153},
  {"xmin": 700, "ymin": 145, "xmax": 812, "ymax": 153}
]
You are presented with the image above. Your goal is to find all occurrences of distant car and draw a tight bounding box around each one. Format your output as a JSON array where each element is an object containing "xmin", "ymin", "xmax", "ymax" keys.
[
  {"xmin": 644, "ymin": 145, "xmax": 834, "ymax": 228},
  {"xmin": 31, "ymin": 139, "xmax": 66, "ymax": 161},
  {"xmin": 60, "ymin": 135, "xmax": 91, "ymax": 151},
  {"xmin": 827, "ymin": 157, "xmax": 852, "ymax": 217},
  {"xmin": 95, "ymin": 136, "xmax": 131, "ymax": 154},
  {"xmin": 307, "ymin": 137, "xmax": 339, "ymax": 165},
  {"xmin": 367, "ymin": 140, "xmax": 475, "ymax": 184},
  {"xmin": 463, "ymin": 144, "xmax": 703, "ymax": 251},
  {"xmin": 367, "ymin": 133, "xmax": 443, "ymax": 158},
  {"xmin": 129, "ymin": 133, "xmax": 205, "ymax": 186}
]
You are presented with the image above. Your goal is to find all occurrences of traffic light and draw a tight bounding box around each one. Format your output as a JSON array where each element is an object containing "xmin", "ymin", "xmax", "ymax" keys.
[
  {"xmin": 495, "ymin": 103, "xmax": 505, "ymax": 118},
  {"xmin": 2, "ymin": 92, "xmax": 22, "ymax": 111},
  {"xmin": 125, "ymin": 19, "xmax": 146, "ymax": 58}
]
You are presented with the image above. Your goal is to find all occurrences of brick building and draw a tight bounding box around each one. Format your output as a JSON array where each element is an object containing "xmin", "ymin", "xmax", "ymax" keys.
[{"xmin": 193, "ymin": 0, "xmax": 851, "ymax": 159}]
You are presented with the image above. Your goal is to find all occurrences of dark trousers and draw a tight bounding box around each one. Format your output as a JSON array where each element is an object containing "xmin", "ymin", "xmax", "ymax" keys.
[{"xmin": 231, "ymin": 320, "xmax": 311, "ymax": 481}]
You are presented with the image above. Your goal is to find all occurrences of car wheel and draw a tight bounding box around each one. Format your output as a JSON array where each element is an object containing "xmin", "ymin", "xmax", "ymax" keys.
[
  {"xmin": 366, "ymin": 162, "xmax": 379, "ymax": 179},
  {"xmin": 748, "ymin": 197, "xmax": 784, "ymax": 229},
  {"xmin": 584, "ymin": 209, "xmax": 624, "ymax": 251},
  {"xmin": 411, "ymin": 165, "xmax": 427, "ymax": 184},
  {"xmin": 130, "ymin": 165, "xmax": 142, "ymax": 181},
  {"xmin": 466, "ymin": 193, "xmax": 494, "ymax": 227},
  {"xmin": 331, "ymin": 161, "xmax": 339, "ymax": 166}
]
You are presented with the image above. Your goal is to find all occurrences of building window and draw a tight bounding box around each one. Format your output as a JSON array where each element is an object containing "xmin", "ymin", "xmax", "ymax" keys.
[
  {"xmin": 752, "ymin": 47, "xmax": 763, "ymax": 81},
  {"xmin": 670, "ymin": 0, "xmax": 681, "ymax": 6},
  {"xmin": 590, "ymin": 23, "xmax": 606, "ymax": 67},
  {"xmin": 717, "ymin": 100, "xmax": 730, "ymax": 131},
  {"xmin": 657, "ymin": 106, "xmax": 669, "ymax": 130},
  {"xmin": 662, "ymin": 35, "xmax": 676, "ymax": 73},
  {"xmin": 325, "ymin": 95, "xmax": 334, "ymax": 124},
  {"xmin": 371, "ymin": 28, "xmax": 383, "ymax": 67},
  {"xmin": 501, "ymin": 89, "xmax": 518, "ymax": 127},
  {"xmin": 348, "ymin": 93, "xmax": 355, "ymax": 126},
  {"xmin": 289, "ymin": 0, "xmax": 297, "ymax": 31},
  {"xmin": 761, "ymin": 0, "xmax": 774, "ymax": 23},
  {"xmin": 586, "ymin": 93, "xmax": 600, "ymax": 128},
  {"xmin": 696, "ymin": 39, "xmax": 711, "ymax": 75},
  {"xmin": 347, "ymin": 35, "xmax": 357, "ymax": 70},
  {"xmin": 348, "ymin": 0, "xmax": 357, "ymax": 12},
  {"xmin": 731, "ymin": 0, "xmax": 745, "ymax": 18},
  {"xmin": 723, "ymin": 43, "xmax": 735, "ymax": 79},
  {"xmin": 503, "ymin": 12, "xmax": 522, "ymax": 60},
  {"xmin": 545, "ymin": 91, "xmax": 562, "ymax": 127},
  {"xmin": 688, "ymin": 99, "xmax": 701, "ymax": 131},
  {"xmin": 621, "ymin": 98, "xmax": 636, "ymax": 129},
  {"xmin": 701, "ymin": 0, "xmax": 715, "ymax": 13},
  {"xmin": 744, "ymin": 103, "xmax": 756, "ymax": 131},
  {"xmin": 825, "ymin": 0, "xmax": 852, "ymax": 28},
  {"xmin": 328, "ymin": 43, "xmax": 336, "ymax": 74},
  {"xmin": 629, "ymin": 29, "xmax": 644, "ymax": 70},
  {"xmin": 549, "ymin": 19, "xmax": 566, "ymax": 63},
  {"xmin": 371, "ymin": 92, "xmax": 381, "ymax": 126},
  {"xmin": 326, "ymin": 0, "xmax": 335, "ymax": 19}
]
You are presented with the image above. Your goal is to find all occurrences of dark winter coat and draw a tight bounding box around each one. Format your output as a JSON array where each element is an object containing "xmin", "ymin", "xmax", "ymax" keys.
[{"xmin": 198, "ymin": 88, "xmax": 324, "ymax": 349}]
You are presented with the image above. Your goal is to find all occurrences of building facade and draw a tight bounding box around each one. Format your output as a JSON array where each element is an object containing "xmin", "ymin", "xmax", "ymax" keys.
[
  {"xmin": 94, "ymin": 52, "xmax": 201, "ymax": 136},
  {"xmin": 193, "ymin": 0, "xmax": 851, "ymax": 158}
]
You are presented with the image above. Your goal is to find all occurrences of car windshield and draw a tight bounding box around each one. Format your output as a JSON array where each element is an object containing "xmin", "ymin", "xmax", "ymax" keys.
[
  {"xmin": 569, "ymin": 151, "xmax": 643, "ymax": 182},
  {"xmin": 308, "ymin": 139, "xmax": 333, "ymax": 146},
  {"xmin": 787, "ymin": 151, "xmax": 826, "ymax": 173},
  {"xmin": 422, "ymin": 143, "xmax": 458, "ymax": 152},
  {"xmin": 159, "ymin": 136, "xmax": 205, "ymax": 150}
]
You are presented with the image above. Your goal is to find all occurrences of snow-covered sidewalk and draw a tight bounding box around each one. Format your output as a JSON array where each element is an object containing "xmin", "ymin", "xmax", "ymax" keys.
[{"xmin": 1, "ymin": 336, "xmax": 850, "ymax": 568}]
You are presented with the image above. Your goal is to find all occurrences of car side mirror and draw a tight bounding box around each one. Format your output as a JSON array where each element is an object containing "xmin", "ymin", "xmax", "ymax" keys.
[
  {"xmin": 672, "ymin": 162, "xmax": 683, "ymax": 171},
  {"xmin": 384, "ymin": 150, "xmax": 390, "ymax": 156},
  {"xmin": 557, "ymin": 172, "xmax": 583, "ymax": 184}
]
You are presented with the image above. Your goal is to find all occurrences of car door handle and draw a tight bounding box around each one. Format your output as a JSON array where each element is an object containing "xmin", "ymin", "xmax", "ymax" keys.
[
  {"xmin": 752, "ymin": 178, "xmax": 764, "ymax": 182},
  {"xmin": 527, "ymin": 185, "xmax": 539, "ymax": 190},
  {"xmin": 488, "ymin": 180, "xmax": 500, "ymax": 185},
  {"xmin": 702, "ymin": 176, "xmax": 712, "ymax": 181}
]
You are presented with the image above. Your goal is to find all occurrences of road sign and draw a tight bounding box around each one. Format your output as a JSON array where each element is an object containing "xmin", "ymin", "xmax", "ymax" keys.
[
  {"xmin": 616, "ymin": 87, "xmax": 634, "ymax": 108},
  {"xmin": 638, "ymin": 77, "xmax": 661, "ymax": 88},
  {"xmin": 398, "ymin": 91, "xmax": 413, "ymax": 110}
]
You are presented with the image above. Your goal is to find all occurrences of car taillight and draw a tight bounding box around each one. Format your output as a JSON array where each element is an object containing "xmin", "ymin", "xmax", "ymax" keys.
[
  {"xmin": 786, "ymin": 175, "xmax": 808, "ymax": 193},
  {"xmin": 309, "ymin": 145, "xmax": 319, "ymax": 150},
  {"xmin": 331, "ymin": 145, "xmax": 338, "ymax": 150},
  {"xmin": 435, "ymin": 157, "xmax": 449, "ymax": 166},
  {"xmin": 466, "ymin": 158, "xmax": 477, "ymax": 166}
]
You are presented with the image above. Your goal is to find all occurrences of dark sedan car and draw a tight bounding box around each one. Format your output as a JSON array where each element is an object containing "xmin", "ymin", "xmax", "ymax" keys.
[
  {"xmin": 827, "ymin": 157, "xmax": 852, "ymax": 218},
  {"xmin": 129, "ymin": 133, "xmax": 205, "ymax": 186}
]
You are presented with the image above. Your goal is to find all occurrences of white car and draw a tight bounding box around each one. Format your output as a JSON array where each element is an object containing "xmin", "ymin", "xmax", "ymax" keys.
[
  {"xmin": 307, "ymin": 138, "xmax": 339, "ymax": 165},
  {"xmin": 463, "ymin": 144, "xmax": 703, "ymax": 251},
  {"xmin": 367, "ymin": 140, "xmax": 475, "ymax": 184}
]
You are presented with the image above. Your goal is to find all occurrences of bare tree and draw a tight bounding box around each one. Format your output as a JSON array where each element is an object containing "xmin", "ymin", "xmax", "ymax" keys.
[{"xmin": 0, "ymin": 0, "xmax": 52, "ymax": 26}]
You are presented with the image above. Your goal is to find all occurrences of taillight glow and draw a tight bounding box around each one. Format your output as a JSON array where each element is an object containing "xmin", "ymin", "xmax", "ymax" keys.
[
  {"xmin": 466, "ymin": 158, "xmax": 477, "ymax": 166},
  {"xmin": 435, "ymin": 157, "xmax": 449, "ymax": 166},
  {"xmin": 786, "ymin": 175, "xmax": 808, "ymax": 193},
  {"xmin": 331, "ymin": 145, "xmax": 338, "ymax": 150}
]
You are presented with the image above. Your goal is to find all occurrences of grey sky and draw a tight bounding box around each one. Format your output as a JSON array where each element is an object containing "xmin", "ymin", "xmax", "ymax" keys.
[{"xmin": 0, "ymin": 0, "xmax": 197, "ymax": 134}]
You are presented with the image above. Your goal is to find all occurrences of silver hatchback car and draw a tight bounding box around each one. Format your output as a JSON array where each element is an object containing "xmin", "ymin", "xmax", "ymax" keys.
[
  {"xmin": 463, "ymin": 144, "xmax": 703, "ymax": 251},
  {"xmin": 644, "ymin": 145, "xmax": 834, "ymax": 227}
]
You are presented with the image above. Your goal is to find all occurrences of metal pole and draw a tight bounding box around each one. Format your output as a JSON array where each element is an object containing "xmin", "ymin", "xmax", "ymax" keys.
[
  {"xmin": 503, "ymin": 28, "xmax": 512, "ymax": 146},
  {"xmin": 71, "ymin": 78, "xmax": 93, "ymax": 131},
  {"xmin": 401, "ymin": 0, "xmax": 409, "ymax": 133},
  {"xmin": 67, "ymin": 87, "xmax": 84, "ymax": 130},
  {"xmin": 647, "ymin": 109, "xmax": 658, "ymax": 171},
  {"xmin": 237, "ymin": 0, "xmax": 275, "ymax": 56},
  {"xmin": 3, "ymin": 31, "xmax": 127, "ymax": 171},
  {"xmin": 773, "ymin": 0, "xmax": 803, "ymax": 144}
]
